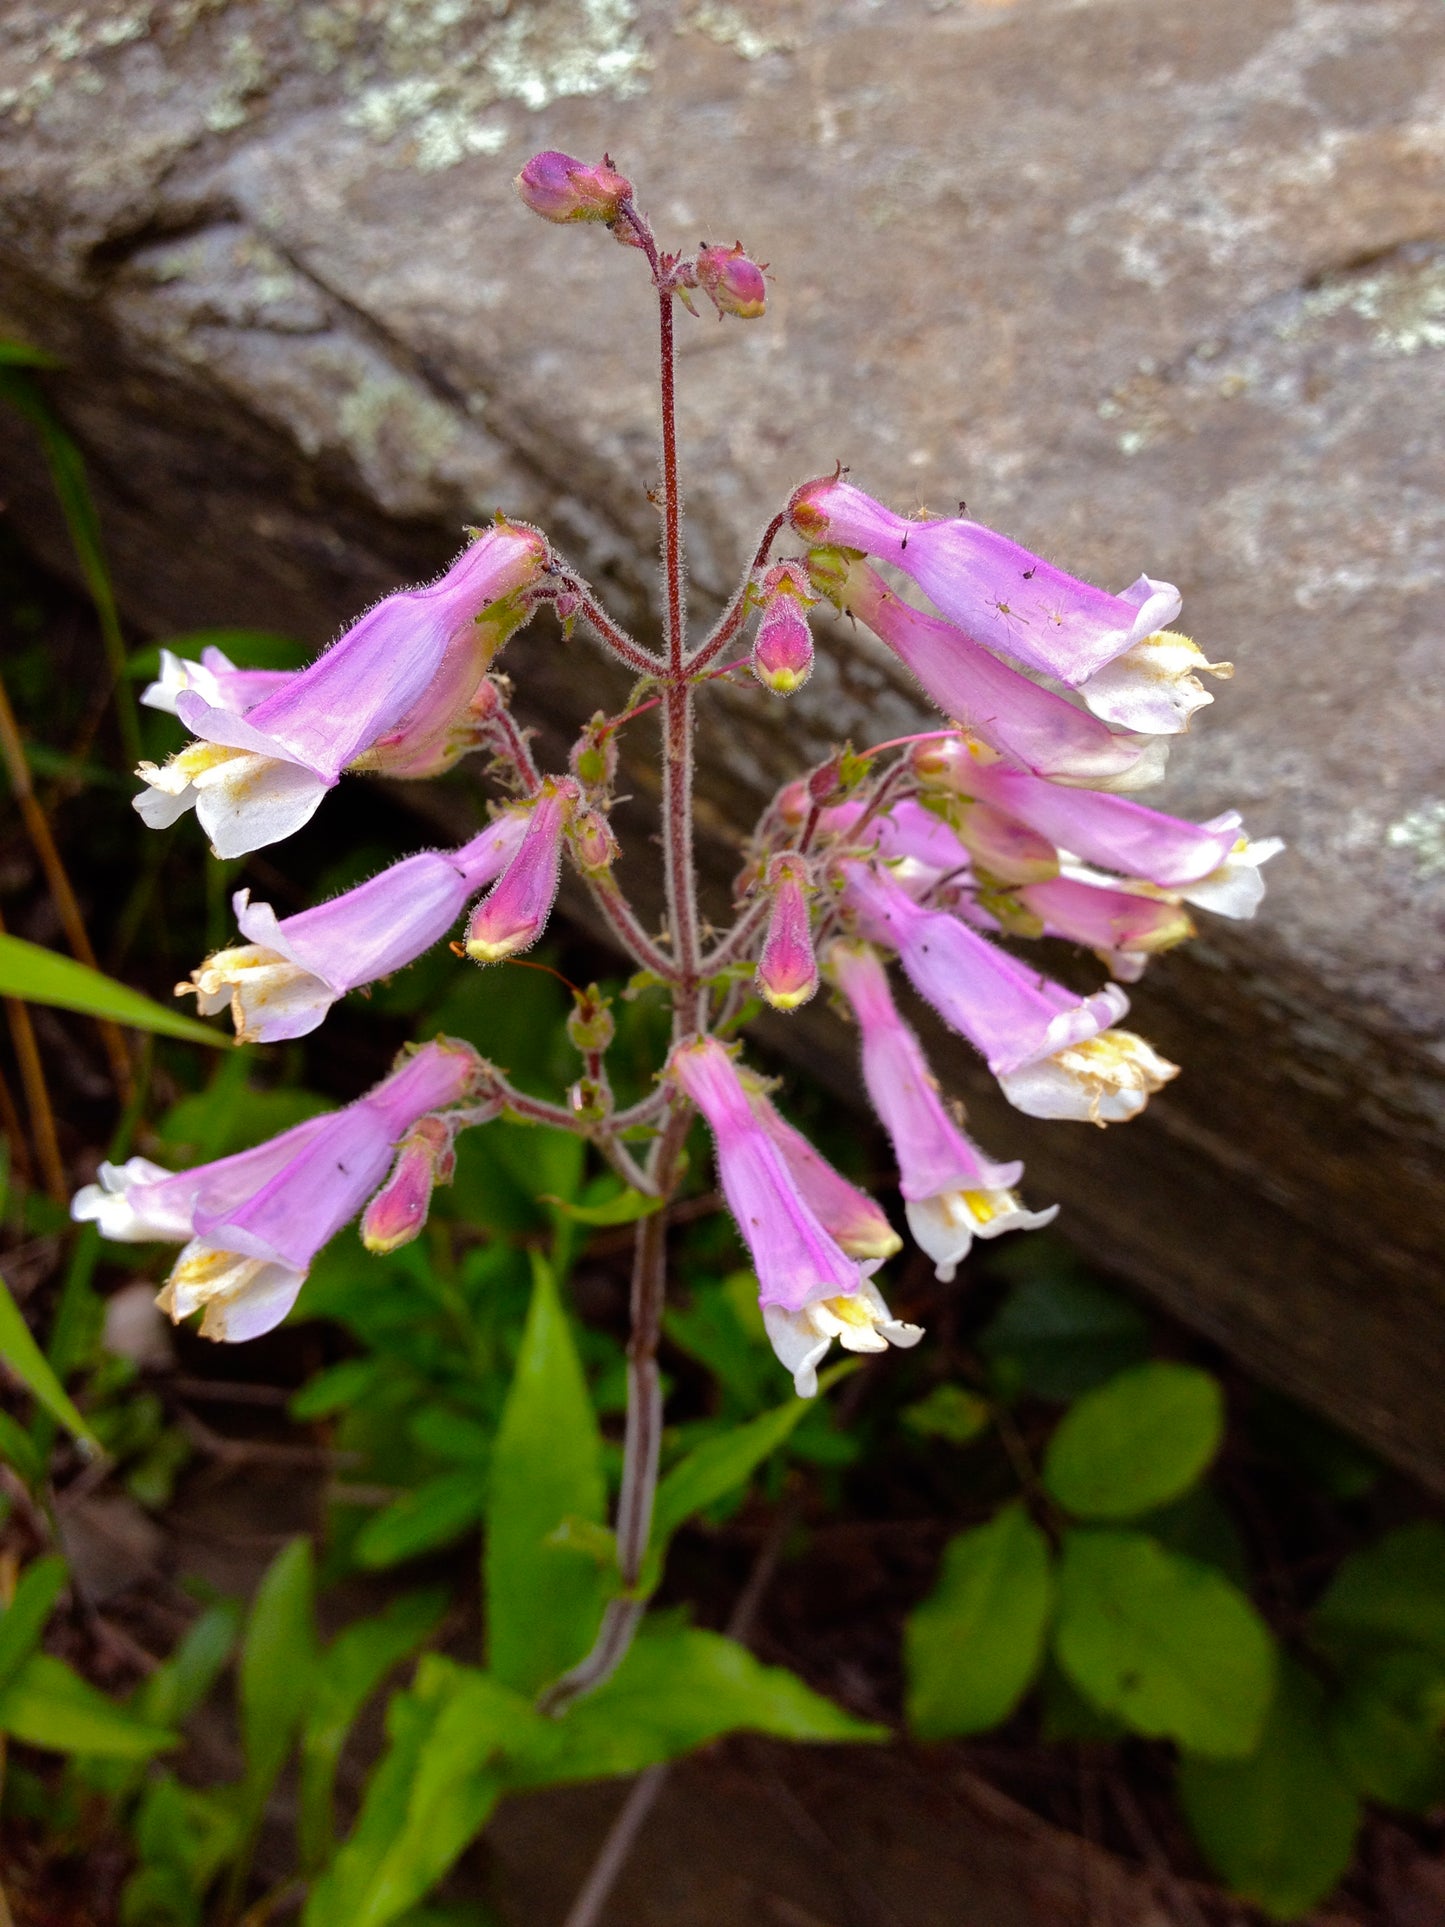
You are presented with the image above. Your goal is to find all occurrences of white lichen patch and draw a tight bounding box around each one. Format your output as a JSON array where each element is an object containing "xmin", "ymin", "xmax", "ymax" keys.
[
  {"xmin": 1386, "ymin": 802, "xmax": 1445, "ymax": 881},
  {"xmin": 1299, "ymin": 251, "xmax": 1445, "ymax": 359},
  {"xmin": 311, "ymin": 0, "xmax": 653, "ymax": 170},
  {"xmin": 680, "ymin": 3, "xmax": 805, "ymax": 61}
]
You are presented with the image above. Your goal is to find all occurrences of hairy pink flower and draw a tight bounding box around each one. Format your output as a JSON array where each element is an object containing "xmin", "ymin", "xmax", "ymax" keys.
[
  {"xmin": 71, "ymin": 1042, "xmax": 482, "ymax": 1340},
  {"xmin": 465, "ymin": 778, "xmax": 577, "ymax": 962},
  {"xmin": 516, "ymin": 151, "xmax": 633, "ymax": 225},
  {"xmin": 361, "ymin": 1115, "xmax": 459, "ymax": 1254},
  {"xmin": 756, "ymin": 856, "xmax": 819, "ymax": 1010},
  {"xmin": 751, "ymin": 561, "xmax": 815, "ymax": 694}
]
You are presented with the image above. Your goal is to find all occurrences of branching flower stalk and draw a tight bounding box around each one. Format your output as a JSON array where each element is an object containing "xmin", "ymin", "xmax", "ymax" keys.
[{"xmin": 80, "ymin": 149, "xmax": 1280, "ymax": 1712}]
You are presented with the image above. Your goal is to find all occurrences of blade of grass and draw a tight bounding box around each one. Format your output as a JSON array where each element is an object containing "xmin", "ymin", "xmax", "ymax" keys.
[
  {"xmin": 0, "ymin": 912, "xmax": 66, "ymax": 1205},
  {"xmin": 0, "ymin": 931, "xmax": 227, "ymax": 1048},
  {"xmin": 0, "ymin": 670, "xmax": 134, "ymax": 1097},
  {"xmin": 0, "ymin": 363, "xmax": 141, "ymax": 767}
]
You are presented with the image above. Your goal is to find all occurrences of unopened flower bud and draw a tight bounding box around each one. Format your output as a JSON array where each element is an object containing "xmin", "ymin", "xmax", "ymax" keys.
[
  {"xmin": 751, "ymin": 562, "xmax": 815, "ymax": 695},
  {"xmin": 465, "ymin": 777, "xmax": 577, "ymax": 962},
  {"xmin": 516, "ymin": 151, "xmax": 632, "ymax": 226},
  {"xmin": 361, "ymin": 1116, "xmax": 455, "ymax": 1254},
  {"xmin": 570, "ymin": 714, "xmax": 618, "ymax": 794},
  {"xmin": 776, "ymin": 778, "xmax": 810, "ymax": 826},
  {"xmin": 693, "ymin": 243, "xmax": 768, "ymax": 319},
  {"xmin": 567, "ymin": 984, "xmax": 615, "ymax": 1054},
  {"xmin": 756, "ymin": 857, "xmax": 818, "ymax": 1011},
  {"xmin": 569, "ymin": 804, "xmax": 619, "ymax": 875}
]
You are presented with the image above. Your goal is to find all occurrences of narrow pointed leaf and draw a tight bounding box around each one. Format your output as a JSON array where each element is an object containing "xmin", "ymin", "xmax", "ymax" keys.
[
  {"xmin": 0, "ymin": 1267, "xmax": 100, "ymax": 1448},
  {"xmin": 0, "ymin": 933, "xmax": 226, "ymax": 1047}
]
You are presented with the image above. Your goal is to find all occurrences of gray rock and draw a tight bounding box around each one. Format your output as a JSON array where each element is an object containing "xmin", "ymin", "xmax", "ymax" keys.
[{"xmin": 2, "ymin": 0, "xmax": 1443, "ymax": 1479}]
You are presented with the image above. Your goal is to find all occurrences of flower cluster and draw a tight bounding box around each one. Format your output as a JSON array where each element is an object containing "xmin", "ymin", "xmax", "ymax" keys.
[{"xmin": 77, "ymin": 151, "xmax": 1276, "ymax": 1410}]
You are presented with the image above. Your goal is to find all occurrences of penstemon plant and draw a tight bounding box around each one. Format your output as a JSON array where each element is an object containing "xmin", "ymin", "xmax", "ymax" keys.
[{"xmin": 73, "ymin": 149, "xmax": 1278, "ymax": 1718}]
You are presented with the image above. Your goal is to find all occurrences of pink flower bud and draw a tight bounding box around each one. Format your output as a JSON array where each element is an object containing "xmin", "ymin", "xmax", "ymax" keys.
[
  {"xmin": 569, "ymin": 804, "xmax": 619, "ymax": 875},
  {"xmin": 693, "ymin": 243, "xmax": 768, "ymax": 319},
  {"xmin": 465, "ymin": 777, "xmax": 577, "ymax": 962},
  {"xmin": 756, "ymin": 857, "xmax": 818, "ymax": 1011},
  {"xmin": 570, "ymin": 713, "xmax": 618, "ymax": 794},
  {"xmin": 751, "ymin": 562, "xmax": 815, "ymax": 695},
  {"xmin": 516, "ymin": 151, "xmax": 632, "ymax": 226},
  {"xmin": 776, "ymin": 778, "xmax": 810, "ymax": 826},
  {"xmin": 361, "ymin": 1117, "xmax": 455, "ymax": 1254}
]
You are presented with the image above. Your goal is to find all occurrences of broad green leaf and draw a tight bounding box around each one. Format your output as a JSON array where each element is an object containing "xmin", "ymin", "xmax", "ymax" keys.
[
  {"xmin": 290, "ymin": 1358, "xmax": 385, "ymax": 1420},
  {"xmin": 124, "ymin": 1773, "xmax": 243, "ymax": 1924},
  {"xmin": 664, "ymin": 1274, "xmax": 774, "ymax": 1413},
  {"xmin": 1054, "ymin": 1529, "xmax": 1276, "ymax": 1758},
  {"xmin": 1043, "ymin": 1363, "xmax": 1224, "ymax": 1521},
  {"xmin": 539, "ymin": 1183, "xmax": 665, "ymax": 1226},
  {"xmin": 304, "ymin": 1657, "xmax": 537, "ymax": 1927},
  {"xmin": 1038, "ymin": 1660, "xmax": 1128, "ymax": 1743},
  {"xmin": 0, "ymin": 1652, "xmax": 174, "ymax": 1757},
  {"xmin": 1179, "ymin": 1660, "xmax": 1359, "ymax": 1920},
  {"xmin": 901, "ymin": 1383, "xmax": 992, "ymax": 1446},
  {"xmin": 1325, "ymin": 1648, "xmax": 1445, "ymax": 1813},
  {"xmin": 0, "ymin": 933, "xmax": 225, "ymax": 1048},
  {"xmin": 651, "ymin": 1394, "xmax": 816, "ymax": 1548},
  {"xmin": 0, "ymin": 1555, "xmax": 68, "ymax": 1692},
  {"xmin": 134, "ymin": 1600, "xmax": 241, "ymax": 1731},
  {"xmin": 1311, "ymin": 1522, "xmax": 1445, "ymax": 1666},
  {"xmin": 515, "ymin": 1622, "xmax": 885, "ymax": 1785},
  {"xmin": 299, "ymin": 1588, "xmax": 447, "ymax": 1871},
  {"xmin": 978, "ymin": 1262, "xmax": 1149, "ymax": 1400},
  {"xmin": 905, "ymin": 1505, "xmax": 1054, "ymax": 1738},
  {"xmin": 0, "ymin": 1267, "xmax": 100, "ymax": 1448},
  {"xmin": 353, "ymin": 1471, "xmax": 489, "ymax": 1569},
  {"xmin": 407, "ymin": 1407, "xmax": 491, "ymax": 1463},
  {"xmin": 485, "ymin": 1253, "xmax": 606, "ymax": 1695},
  {"xmin": 239, "ymin": 1538, "xmax": 318, "ymax": 1803}
]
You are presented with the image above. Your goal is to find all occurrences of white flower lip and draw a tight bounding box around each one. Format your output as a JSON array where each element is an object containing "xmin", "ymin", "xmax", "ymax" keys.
[
  {"xmin": 905, "ymin": 1188, "xmax": 1059, "ymax": 1283},
  {"xmin": 764, "ymin": 1279, "xmax": 923, "ymax": 1398}
]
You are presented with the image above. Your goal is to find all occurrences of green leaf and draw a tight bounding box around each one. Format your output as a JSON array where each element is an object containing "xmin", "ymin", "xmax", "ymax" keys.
[
  {"xmin": 1178, "ymin": 1659, "xmax": 1359, "ymax": 1920},
  {"xmin": 304, "ymin": 1658, "xmax": 537, "ymax": 1927},
  {"xmin": 664, "ymin": 1274, "xmax": 773, "ymax": 1413},
  {"xmin": 353, "ymin": 1472, "xmax": 489, "ymax": 1570},
  {"xmin": 0, "ymin": 1652, "xmax": 174, "ymax": 1757},
  {"xmin": 904, "ymin": 1505, "xmax": 1054, "ymax": 1739},
  {"xmin": 484, "ymin": 1253, "xmax": 607, "ymax": 1694},
  {"xmin": 299, "ymin": 1589, "xmax": 447, "ymax": 1872},
  {"xmin": 239, "ymin": 1539, "xmax": 318, "ymax": 1805},
  {"xmin": 1043, "ymin": 1363, "xmax": 1224, "ymax": 1521},
  {"xmin": 651, "ymin": 1395, "xmax": 815, "ymax": 1549},
  {"xmin": 901, "ymin": 1383, "xmax": 992, "ymax": 1446},
  {"xmin": 0, "ymin": 338, "xmax": 63, "ymax": 368},
  {"xmin": 0, "ymin": 933, "xmax": 226, "ymax": 1047},
  {"xmin": 517, "ymin": 1623, "xmax": 885, "ymax": 1786},
  {"xmin": 978, "ymin": 1260, "xmax": 1149, "ymax": 1400},
  {"xmin": 0, "ymin": 1555, "xmax": 68, "ymax": 1693},
  {"xmin": 1054, "ymin": 1528, "xmax": 1276, "ymax": 1758},
  {"xmin": 1325, "ymin": 1648, "xmax": 1445, "ymax": 1813},
  {"xmin": 0, "ymin": 1407, "xmax": 45, "ymax": 1487},
  {"xmin": 0, "ymin": 1267, "xmax": 100, "ymax": 1449},
  {"xmin": 134, "ymin": 1600, "xmax": 241, "ymax": 1731},
  {"xmin": 1311, "ymin": 1522, "xmax": 1445, "ymax": 1666},
  {"xmin": 539, "ymin": 1184, "xmax": 665, "ymax": 1226}
]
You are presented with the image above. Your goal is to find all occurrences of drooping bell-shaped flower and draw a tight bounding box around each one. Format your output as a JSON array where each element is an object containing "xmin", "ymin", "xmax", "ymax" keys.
[
  {"xmin": 790, "ymin": 478, "xmax": 1180, "ymax": 687},
  {"xmin": 999, "ymin": 1029, "xmax": 1180, "ymax": 1125},
  {"xmin": 913, "ymin": 740, "xmax": 1251, "ymax": 891},
  {"xmin": 71, "ymin": 1040, "xmax": 483, "ymax": 1340},
  {"xmin": 739, "ymin": 1073, "xmax": 902, "ymax": 1261},
  {"xmin": 808, "ymin": 550, "xmax": 1164, "ymax": 789},
  {"xmin": 135, "ymin": 524, "xmax": 547, "ymax": 858},
  {"xmin": 1078, "ymin": 629, "xmax": 1233, "ymax": 736},
  {"xmin": 141, "ymin": 645, "xmax": 293, "ymax": 718},
  {"xmin": 465, "ymin": 777, "xmax": 577, "ymax": 963},
  {"xmin": 515, "ymin": 150, "xmax": 633, "ymax": 225},
  {"xmin": 756, "ymin": 856, "xmax": 819, "ymax": 1010},
  {"xmin": 181, "ymin": 813, "xmax": 528, "ymax": 1043},
  {"xmin": 361, "ymin": 1115, "xmax": 459, "ymax": 1254},
  {"xmin": 829, "ymin": 941, "xmax": 1055, "ymax": 1280},
  {"xmin": 1010, "ymin": 871, "xmax": 1195, "ymax": 975},
  {"xmin": 673, "ymin": 1042, "xmax": 921, "ymax": 1397},
  {"xmin": 750, "ymin": 562, "xmax": 815, "ymax": 694},
  {"xmin": 839, "ymin": 860, "xmax": 1126, "ymax": 1079}
]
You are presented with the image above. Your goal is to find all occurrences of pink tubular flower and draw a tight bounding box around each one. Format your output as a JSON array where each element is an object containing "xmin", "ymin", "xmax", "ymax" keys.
[
  {"xmin": 751, "ymin": 562, "xmax": 815, "ymax": 694},
  {"xmin": 515, "ymin": 151, "xmax": 633, "ymax": 225},
  {"xmin": 829, "ymin": 941, "xmax": 1056, "ymax": 1280},
  {"xmin": 141, "ymin": 645, "xmax": 293, "ymax": 718},
  {"xmin": 181, "ymin": 813, "xmax": 529, "ymax": 1043},
  {"xmin": 1012, "ymin": 873, "xmax": 1195, "ymax": 973},
  {"xmin": 810, "ymin": 551, "xmax": 1164, "ymax": 789},
  {"xmin": 919, "ymin": 746, "xmax": 1249, "ymax": 889},
  {"xmin": 361, "ymin": 1115, "xmax": 458, "ymax": 1254},
  {"xmin": 71, "ymin": 1041, "xmax": 482, "ymax": 1341},
  {"xmin": 464, "ymin": 777, "xmax": 577, "ymax": 963},
  {"xmin": 840, "ymin": 859, "xmax": 1126, "ymax": 1079},
  {"xmin": 739, "ymin": 1075, "xmax": 902, "ymax": 1261},
  {"xmin": 790, "ymin": 478, "xmax": 1181, "ymax": 687},
  {"xmin": 134, "ymin": 524, "xmax": 547, "ymax": 858},
  {"xmin": 756, "ymin": 857, "xmax": 819, "ymax": 1010},
  {"xmin": 670, "ymin": 1038, "xmax": 921, "ymax": 1395}
]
